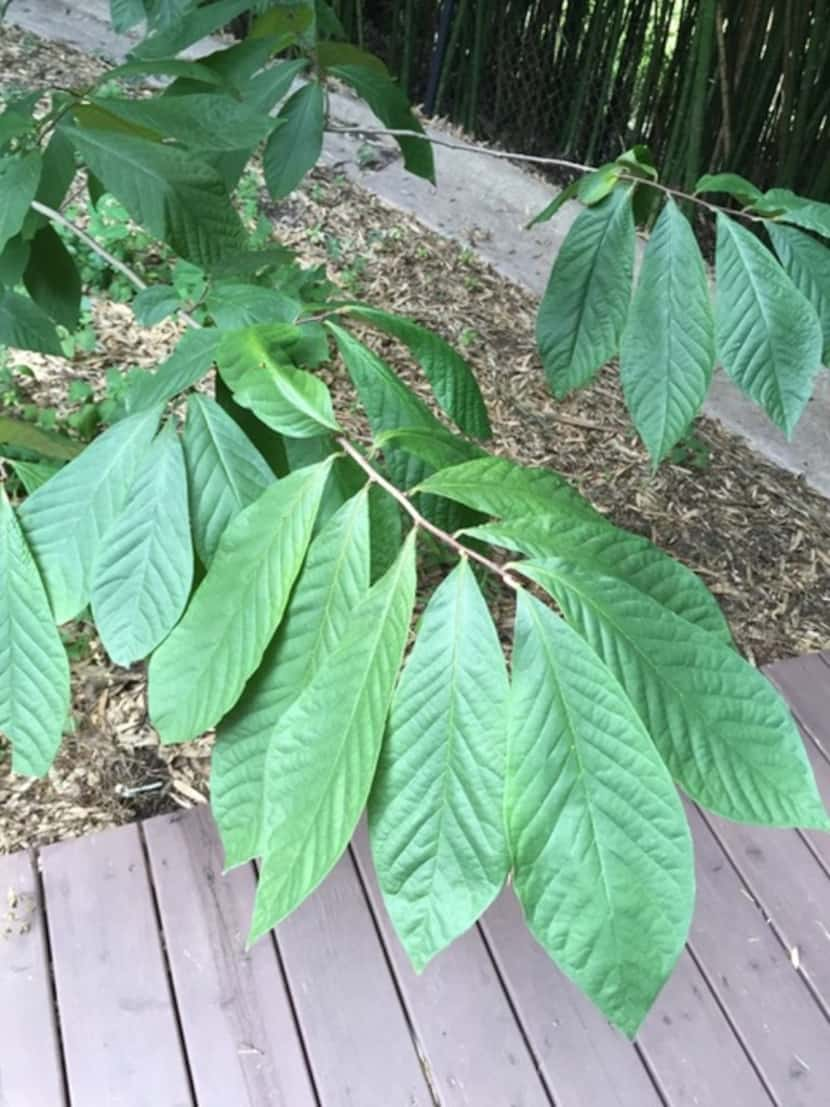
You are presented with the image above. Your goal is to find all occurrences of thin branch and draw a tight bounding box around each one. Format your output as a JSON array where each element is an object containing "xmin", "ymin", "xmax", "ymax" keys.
[{"xmin": 337, "ymin": 436, "xmax": 519, "ymax": 589}]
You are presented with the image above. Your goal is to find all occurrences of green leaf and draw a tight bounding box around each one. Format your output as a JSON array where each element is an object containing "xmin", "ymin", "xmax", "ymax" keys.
[
  {"xmin": 65, "ymin": 126, "xmax": 245, "ymax": 268},
  {"xmin": 206, "ymin": 283, "xmax": 301, "ymax": 329},
  {"xmin": 519, "ymin": 559, "xmax": 830, "ymax": 829},
  {"xmin": 23, "ymin": 224, "xmax": 82, "ymax": 331},
  {"xmin": 132, "ymin": 0, "xmax": 255, "ymax": 58},
  {"xmin": 0, "ymin": 415, "xmax": 82, "ymax": 462},
  {"xmin": 91, "ymin": 425, "xmax": 192, "ymax": 666},
  {"xmin": 375, "ymin": 425, "xmax": 485, "ymax": 471},
  {"xmin": 247, "ymin": 59, "xmax": 310, "ymax": 114},
  {"xmin": 329, "ymin": 65, "xmax": 435, "ymax": 184},
  {"xmin": 249, "ymin": 529, "xmax": 416, "ymax": 941},
  {"xmin": 148, "ymin": 458, "xmax": 332, "ymax": 744},
  {"xmin": 344, "ymin": 305, "xmax": 491, "ymax": 438},
  {"xmin": 0, "ymin": 291, "xmax": 62, "ymax": 355},
  {"xmin": 0, "ymin": 236, "xmax": 30, "ymax": 287},
  {"xmin": 213, "ymin": 488, "xmax": 371, "ymax": 868},
  {"xmin": 124, "ymin": 328, "xmax": 220, "ymax": 414},
  {"xmin": 0, "ymin": 153, "xmax": 41, "ymax": 254},
  {"xmin": 577, "ymin": 164, "xmax": 623, "ymax": 205},
  {"xmin": 463, "ymin": 512, "xmax": 732, "ymax": 643},
  {"xmin": 370, "ymin": 558, "xmax": 509, "ymax": 970},
  {"xmin": 620, "ymin": 198, "xmax": 715, "ymax": 462},
  {"xmin": 537, "ymin": 189, "xmax": 635, "ymax": 397},
  {"xmin": 109, "ymin": 0, "xmax": 146, "ymax": 33},
  {"xmin": 251, "ymin": 1, "xmax": 314, "ymax": 43},
  {"xmin": 182, "ymin": 393, "xmax": 275, "ymax": 566},
  {"xmin": 0, "ymin": 108, "xmax": 35, "ymax": 152},
  {"xmin": 263, "ymin": 82, "xmax": 324, "ymax": 200},
  {"xmin": 507, "ymin": 590, "xmax": 693, "ymax": 1037},
  {"xmin": 750, "ymin": 189, "xmax": 830, "ymax": 239},
  {"xmin": 132, "ymin": 285, "xmax": 181, "ymax": 327},
  {"xmin": 105, "ymin": 58, "xmax": 229, "ymax": 86},
  {"xmin": 8, "ymin": 460, "xmax": 62, "ymax": 494},
  {"xmin": 694, "ymin": 173, "xmax": 762, "ymax": 206},
  {"xmin": 768, "ymin": 223, "xmax": 830, "ymax": 361},
  {"xmin": 217, "ymin": 324, "xmax": 339, "ymax": 437},
  {"xmin": 18, "ymin": 408, "xmax": 160, "ymax": 624},
  {"xmin": 89, "ymin": 94, "xmax": 275, "ymax": 152},
  {"xmin": 526, "ymin": 179, "xmax": 581, "ymax": 229},
  {"xmin": 317, "ymin": 41, "xmax": 388, "ymax": 75},
  {"xmin": 0, "ymin": 491, "xmax": 70, "ymax": 776},
  {"xmin": 31, "ymin": 130, "xmax": 76, "ymax": 223},
  {"xmin": 715, "ymin": 213, "xmax": 822, "ymax": 435}
]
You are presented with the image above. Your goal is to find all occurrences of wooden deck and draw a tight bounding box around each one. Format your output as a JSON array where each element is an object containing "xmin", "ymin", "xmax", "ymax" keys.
[{"xmin": 2, "ymin": 653, "xmax": 829, "ymax": 1107}]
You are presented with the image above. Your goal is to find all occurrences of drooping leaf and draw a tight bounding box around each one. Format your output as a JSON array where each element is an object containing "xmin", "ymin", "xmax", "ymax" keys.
[
  {"xmin": 577, "ymin": 163, "xmax": 623, "ymax": 205},
  {"xmin": 374, "ymin": 425, "xmax": 484, "ymax": 471},
  {"xmin": 30, "ymin": 130, "xmax": 76, "ymax": 225},
  {"xmin": 65, "ymin": 126, "xmax": 245, "ymax": 267},
  {"xmin": 249, "ymin": 530, "xmax": 417, "ymax": 940},
  {"xmin": 123, "ymin": 328, "xmax": 220, "ymax": 414},
  {"xmin": 620, "ymin": 198, "xmax": 715, "ymax": 462},
  {"xmin": 715, "ymin": 213, "xmax": 823, "ymax": 435},
  {"xmin": 89, "ymin": 94, "xmax": 275, "ymax": 152},
  {"xmin": 23, "ymin": 224, "xmax": 82, "ymax": 331},
  {"xmin": 247, "ymin": 58, "xmax": 310, "ymax": 114},
  {"xmin": 0, "ymin": 415, "xmax": 82, "ymax": 462},
  {"xmin": 0, "ymin": 291, "xmax": 62, "ymax": 355},
  {"xmin": 213, "ymin": 489, "xmax": 371, "ymax": 868},
  {"xmin": 370, "ymin": 558, "xmax": 509, "ymax": 969},
  {"xmin": 767, "ymin": 223, "xmax": 830, "ymax": 361},
  {"xmin": 263, "ymin": 82, "xmax": 324, "ymax": 200},
  {"xmin": 0, "ymin": 491, "xmax": 70, "ymax": 777},
  {"xmin": 132, "ymin": 0, "xmax": 255, "ymax": 59},
  {"xmin": 18, "ymin": 408, "xmax": 161, "ymax": 623},
  {"xmin": 109, "ymin": 0, "xmax": 146, "ymax": 34},
  {"xmin": 214, "ymin": 374, "xmax": 290, "ymax": 479},
  {"xmin": 694, "ymin": 173, "xmax": 762, "ymax": 206},
  {"xmin": 507, "ymin": 590, "xmax": 693, "ymax": 1037},
  {"xmin": 91, "ymin": 425, "xmax": 192, "ymax": 667},
  {"xmin": 519, "ymin": 559, "xmax": 830, "ymax": 829},
  {"xmin": 527, "ymin": 179, "xmax": 581, "ymax": 229},
  {"xmin": 0, "ymin": 236, "xmax": 30, "ymax": 287},
  {"xmin": 537, "ymin": 188, "xmax": 635, "ymax": 397},
  {"xmin": 149, "ymin": 458, "xmax": 332, "ymax": 744},
  {"xmin": 8, "ymin": 460, "xmax": 62, "ymax": 494},
  {"xmin": 182, "ymin": 393, "xmax": 275, "ymax": 566},
  {"xmin": 328, "ymin": 65, "xmax": 435, "ymax": 183},
  {"xmin": 345, "ymin": 305, "xmax": 491, "ymax": 438},
  {"xmin": 0, "ymin": 152, "xmax": 41, "ymax": 254}
]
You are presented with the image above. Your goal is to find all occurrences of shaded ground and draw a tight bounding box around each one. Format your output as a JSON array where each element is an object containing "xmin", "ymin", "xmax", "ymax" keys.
[{"xmin": 1, "ymin": 25, "xmax": 828, "ymax": 852}]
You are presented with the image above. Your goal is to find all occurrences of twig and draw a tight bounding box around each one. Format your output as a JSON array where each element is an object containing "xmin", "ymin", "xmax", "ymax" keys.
[{"xmin": 337, "ymin": 436, "xmax": 519, "ymax": 589}]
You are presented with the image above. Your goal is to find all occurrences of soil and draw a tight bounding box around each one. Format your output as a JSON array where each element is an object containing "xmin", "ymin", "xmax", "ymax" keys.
[{"xmin": 1, "ymin": 25, "xmax": 829, "ymax": 853}]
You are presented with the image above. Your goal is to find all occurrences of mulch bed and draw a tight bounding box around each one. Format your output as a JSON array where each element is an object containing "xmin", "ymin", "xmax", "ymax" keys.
[{"xmin": 1, "ymin": 25, "xmax": 828, "ymax": 853}]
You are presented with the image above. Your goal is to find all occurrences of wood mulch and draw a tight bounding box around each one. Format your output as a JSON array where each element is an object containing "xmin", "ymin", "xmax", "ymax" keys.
[{"xmin": 1, "ymin": 25, "xmax": 828, "ymax": 853}]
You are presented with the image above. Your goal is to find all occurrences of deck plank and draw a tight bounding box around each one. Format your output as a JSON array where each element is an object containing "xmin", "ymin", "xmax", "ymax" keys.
[
  {"xmin": 39, "ymin": 822, "xmax": 194, "ymax": 1107},
  {"xmin": 351, "ymin": 822, "xmax": 552, "ymax": 1107},
  {"xmin": 274, "ymin": 849, "xmax": 436, "ymax": 1107},
  {"xmin": 0, "ymin": 849, "xmax": 66, "ymax": 1107},
  {"xmin": 685, "ymin": 804, "xmax": 830, "ymax": 1105},
  {"xmin": 143, "ymin": 809, "xmax": 318, "ymax": 1107}
]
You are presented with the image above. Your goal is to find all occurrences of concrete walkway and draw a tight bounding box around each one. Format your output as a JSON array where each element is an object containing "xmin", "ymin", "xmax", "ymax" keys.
[{"xmin": 7, "ymin": 1, "xmax": 829, "ymax": 497}]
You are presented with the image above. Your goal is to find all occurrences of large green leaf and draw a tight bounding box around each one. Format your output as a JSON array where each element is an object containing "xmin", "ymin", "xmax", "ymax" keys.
[
  {"xmin": 124, "ymin": 328, "xmax": 220, "ymax": 414},
  {"xmin": 768, "ymin": 223, "xmax": 830, "ymax": 362},
  {"xmin": 519, "ymin": 559, "xmax": 830, "ymax": 829},
  {"xmin": 620, "ymin": 199, "xmax": 715, "ymax": 462},
  {"xmin": 750, "ymin": 189, "xmax": 830, "ymax": 239},
  {"xmin": 370, "ymin": 558, "xmax": 509, "ymax": 969},
  {"xmin": 0, "ymin": 290, "xmax": 62, "ymax": 355},
  {"xmin": 537, "ymin": 188, "xmax": 635, "ymax": 397},
  {"xmin": 206, "ymin": 283, "xmax": 301, "ymax": 330},
  {"xmin": 149, "ymin": 458, "xmax": 332, "ymax": 744},
  {"xmin": 715, "ymin": 213, "xmax": 823, "ymax": 435},
  {"xmin": 89, "ymin": 94, "xmax": 275, "ymax": 152},
  {"xmin": 247, "ymin": 58, "xmax": 309, "ymax": 114},
  {"xmin": 213, "ymin": 489, "xmax": 371, "ymax": 868},
  {"xmin": 0, "ymin": 491, "xmax": 70, "ymax": 776},
  {"xmin": 91, "ymin": 425, "xmax": 192, "ymax": 667},
  {"xmin": 0, "ymin": 152, "xmax": 41, "ymax": 254},
  {"xmin": 328, "ymin": 65, "xmax": 435, "ymax": 183},
  {"xmin": 66, "ymin": 126, "xmax": 245, "ymax": 268},
  {"xmin": 463, "ymin": 513, "xmax": 731, "ymax": 643},
  {"xmin": 18, "ymin": 408, "xmax": 161, "ymax": 623},
  {"xmin": 507, "ymin": 590, "xmax": 693, "ymax": 1037},
  {"xmin": 132, "ymin": 0, "xmax": 255, "ymax": 58},
  {"xmin": 23, "ymin": 224, "xmax": 82, "ymax": 331},
  {"xmin": 183, "ymin": 394, "xmax": 275, "ymax": 566},
  {"xmin": 694, "ymin": 173, "xmax": 762, "ymax": 206},
  {"xmin": 374, "ymin": 425, "xmax": 484, "ymax": 471},
  {"xmin": 345, "ymin": 305, "xmax": 491, "ymax": 438},
  {"xmin": 8, "ymin": 460, "xmax": 62, "ymax": 494},
  {"xmin": 249, "ymin": 530, "xmax": 416, "ymax": 941},
  {"xmin": 0, "ymin": 416, "xmax": 82, "ymax": 462},
  {"xmin": 106, "ymin": 57, "xmax": 230, "ymax": 86},
  {"xmin": 263, "ymin": 82, "xmax": 324, "ymax": 200}
]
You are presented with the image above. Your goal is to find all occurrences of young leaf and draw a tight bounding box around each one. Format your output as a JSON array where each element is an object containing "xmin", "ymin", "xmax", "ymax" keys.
[
  {"xmin": 767, "ymin": 223, "xmax": 830, "ymax": 361},
  {"xmin": 18, "ymin": 408, "xmax": 161, "ymax": 623},
  {"xmin": 0, "ymin": 291, "xmax": 62, "ymax": 356},
  {"xmin": 0, "ymin": 152, "xmax": 41, "ymax": 254},
  {"xmin": 370, "ymin": 558, "xmax": 510, "ymax": 970},
  {"xmin": 694, "ymin": 173, "xmax": 762, "ymax": 206},
  {"xmin": 526, "ymin": 178, "xmax": 581, "ymax": 229},
  {"xmin": 263, "ymin": 83, "xmax": 324, "ymax": 200},
  {"xmin": 328, "ymin": 65, "xmax": 435, "ymax": 184},
  {"xmin": 716, "ymin": 213, "xmax": 823, "ymax": 435},
  {"xmin": 65, "ymin": 126, "xmax": 245, "ymax": 268},
  {"xmin": 183, "ymin": 394, "xmax": 275, "ymax": 566},
  {"xmin": 132, "ymin": 0, "xmax": 255, "ymax": 59},
  {"xmin": 0, "ymin": 491, "xmax": 70, "ymax": 777},
  {"xmin": 519, "ymin": 559, "xmax": 829, "ymax": 829},
  {"xmin": 249, "ymin": 530, "xmax": 417, "ymax": 941},
  {"xmin": 124, "ymin": 328, "xmax": 220, "ymax": 414},
  {"xmin": 507, "ymin": 590, "xmax": 693, "ymax": 1037},
  {"xmin": 212, "ymin": 489, "xmax": 371, "ymax": 868},
  {"xmin": 148, "ymin": 458, "xmax": 332, "ymax": 744},
  {"xmin": 23, "ymin": 224, "xmax": 82, "ymax": 331},
  {"xmin": 620, "ymin": 198, "xmax": 715, "ymax": 462},
  {"xmin": 344, "ymin": 305, "xmax": 491, "ymax": 438},
  {"xmin": 537, "ymin": 188, "xmax": 635, "ymax": 397},
  {"xmin": 91, "ymin": 425, "xmax": 192, "ymax": 667}
]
